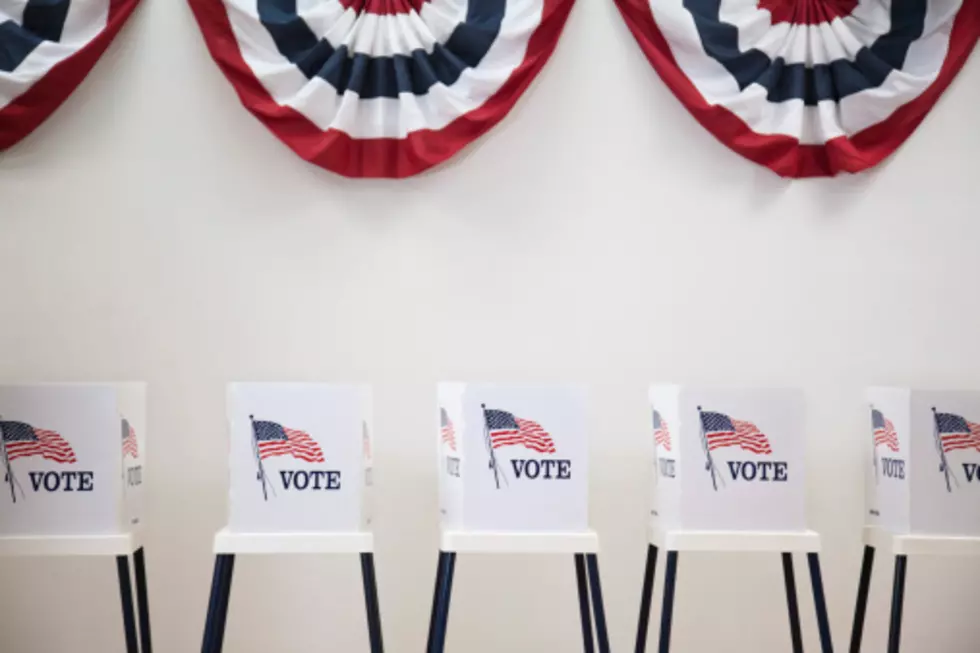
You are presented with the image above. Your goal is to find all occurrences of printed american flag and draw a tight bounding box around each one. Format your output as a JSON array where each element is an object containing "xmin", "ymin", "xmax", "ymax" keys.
[
  {"xmin": 440, "ymin": 408, "xmax": 457, "ymax": 452},
  {"xmin": 0, "ymin": 421, "xmax": 77, "ymax": 463},
  {"xmin": 653, "ymin": 410, "xmax": 671, "ymax": 451},
  {"xmin": 485, "ymin": 409, "xmax": 557, "ymax": 454},
  {"xmin": 700, "ymin": 411, "xmax": 772, "ymax": 455},
  {"xmin": 934, "ymin": 412, "xmax": 980, "ymax": 453},
  {"xmin": 252, "ymin": 420, "xmax": 325, "ymax": 463},
  {"xmin": 122, "ymin": 419, "xmax": 140, "ymax": 459},
  {"xmin": 871, "ymin": 409, "xmax": 899, "ymax": 452}
]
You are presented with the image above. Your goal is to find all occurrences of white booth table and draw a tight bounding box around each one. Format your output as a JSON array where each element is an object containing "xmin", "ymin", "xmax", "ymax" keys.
[
  {"xmin": 849, "ymin": 389, "xmax": 980, "ymax": 653},
  {"xmin": 0, "ymin": 383, "xmax": 152, "ymax": 653},
  {"xmin": 635, "ymin": 387, "xmax": 833, "ymax": 653},
  {"xmin": 200, "ymin": 384, "xmax": 383, "ymax": 653},
  {"xmin": 427, "ymin": 384, "xmax": 610, "ymax": 653}
]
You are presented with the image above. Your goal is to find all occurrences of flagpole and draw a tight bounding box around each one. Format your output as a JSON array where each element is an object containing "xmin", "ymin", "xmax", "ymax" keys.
[
  {"xmin": 481, "ymin": 405, "xmax": 503, "ymax": 490},
  {"xmin": 931, "ymin": 408, "xmax": 957, "ymax": 493},
  {"xmin": 249, "ymin": 415, "xmax": 271, "ymax": 501},
  {"xmin": 870, "ymin": 405, "xmax": 879, "ymax": 485},
  {"xmin": 0, "ymin": 417, "xmax": 21, "ymax": 503},
  {"xmin": 697, "ymin": 407, "xmax": 720, "ymax": 491}
]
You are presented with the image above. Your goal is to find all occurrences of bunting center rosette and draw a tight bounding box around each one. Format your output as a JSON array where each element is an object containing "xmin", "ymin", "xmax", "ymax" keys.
[
  {"xmin": 0, "ymin": 0, "xmax": 142, "ymax": 151},
  {"xmin": 613, "ymin": 0, "xmax": 978, "ymax": 176},
  {"xmin": 189, "ymin": 0, "xmax": 576, "ymax": 177}
]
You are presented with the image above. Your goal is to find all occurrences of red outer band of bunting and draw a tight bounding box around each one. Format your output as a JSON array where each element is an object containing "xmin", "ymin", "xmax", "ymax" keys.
[
  {"xmin": 187, "ymin": 0, "xmax": 576, "ymax": 178},
  {"xmin": 0, "ymin": 0, "xmax": 142, "ymax": 152},
  {"xmin": 613, "ymin": 0, "xmax": 979, "ymax": 177}
]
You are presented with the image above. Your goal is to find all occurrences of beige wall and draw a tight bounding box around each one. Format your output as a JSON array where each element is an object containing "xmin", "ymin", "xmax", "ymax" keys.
[{"xmin": 1, "ymin": 0, "xmax": 978, "ymax": 650}]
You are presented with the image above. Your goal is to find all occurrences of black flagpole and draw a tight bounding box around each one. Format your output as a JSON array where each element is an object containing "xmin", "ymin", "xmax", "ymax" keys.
[
  {"xmin": 481, "ymin": 405, "xmax": 503, "ymax": 490},
  {"xmin": 697, "ymin": 407, "xmax": 721, "ymax": 491},
  {"xmin": 931, "ymin": 408, "xmax": 957, "ymax": 493},
  {"xmin": 870, "ymin": 405, "xmax": 879, "ymax": 485},
  {"xmin": 0, "ymin": 418, "xmax": 22, "ymax": 503},
  {"xmin": 249, "ymin": 415, "xmax": 271, "ymax": 501}
]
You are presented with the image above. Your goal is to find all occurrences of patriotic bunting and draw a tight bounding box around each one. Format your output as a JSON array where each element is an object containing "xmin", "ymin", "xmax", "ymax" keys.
[
  {"xmin": 613, "ymin": 0, "xmax": 979, "ymax": 177},
  {"xmin": 0, "ymin": 0, "xmax": 142, "ymax": 151},
  {"xmin": 188, "ymin": 0, "xmax": 576, "ymax": 178}
]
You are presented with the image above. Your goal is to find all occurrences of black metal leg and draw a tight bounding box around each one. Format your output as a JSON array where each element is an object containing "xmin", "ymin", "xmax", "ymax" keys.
[
  {"xmin": 574, "ymin": 554, "xmax": 595, "ymax": 653},
  {"xmin": 426, "ymin": 551, "xmax": 456, "ymax": 653},
  {"xmin": 808, "ymin": 553, "xmax": 834, "ymax": 653},
  {"xmin": 134, "ymin": 547, "xmax": 153, "ymax": 653},
  {"xmin": 425, "ymin": 551, "xmax": 447, "ymax": 653},
  {"xmin": 849, "ymin": 545, "xmax": 875, "ymax": 653},
  {"xmin": 360, "ymin": 552, "xmax": 385, "ymax": 653},
  {"xmin": 657, "ymin": 551, "xmax": 679, "ymax": 653},
  {"xmin": 886, "ymin": 555, "xmax": 907, "ymax": 653},
  {"xmin": 635, "ymin": 544, "xmax": 658, "ymax": 653},
  {"xmin": 781, "ymin": 553, "xmax": 804, "ymax": 653},
  {"xmin": 201, "ymin": 554, "xmax": 236, "ymax": 653},
  {"xmin": 116, "ymin": 555, "xmax": 140, "ymax": 653},
  {"xmin": 586, "ymin": 554, "xmax": 610, "ymax": 653}
]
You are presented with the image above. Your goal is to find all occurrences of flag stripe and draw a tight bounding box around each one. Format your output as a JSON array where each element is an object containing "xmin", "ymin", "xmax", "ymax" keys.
[
  {"xmin": 486, "ymin": 410, "xmax": 557, "ymax": 454},
  {"xmin": 254, "ymin": 422, "xmax": 326, "ymax": 463},
  {"xmin": 701, "ymin": 412, "xmax": 773, "ymax": 455},
  {"xmin": 440, "ymin": 408, "xmax": 457, "ymax": 452},
  {"xmin": 935, "ymin": 412, "xmax": 980, "ymax": 453},
  {"xmin": 122, "ymin": 423, "xmax": 140, "ymax": 459},
  {"xmin": 653, "ymin": 411, "xmax": 671, "ymax": 451},
  {"xmin": 3, "ymin": 425, "xmax": 77, "ymax": 463},
  {"xmin": 872, "ymin": 412, "xmax": 900, "ymax": 453}
]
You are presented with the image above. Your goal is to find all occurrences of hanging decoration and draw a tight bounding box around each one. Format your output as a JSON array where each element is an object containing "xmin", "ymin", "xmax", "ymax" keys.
[
  {"xmin": 0, "ymin": 0, "xmax": 142, "ymax": 151},
  {"xmin": 189, "ymin": 0, "xmax": 576, "ymax": 178},
  {"xmin": 614, "ymin": 0, "xmax": 978, "ymax": 177}
]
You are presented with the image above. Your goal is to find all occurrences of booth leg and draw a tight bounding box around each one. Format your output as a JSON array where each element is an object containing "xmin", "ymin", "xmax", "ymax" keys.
[
  {"xmin": 134, "ymin": 547, "xmax": 153, "ymax": 653},
  {"xmin": 360, "ymin": 552, "xmax": 385, "ymax": 653},
  {"xmin": 657, "ymin": 552, "xmax": 679, "ymax": 653},
  {"xmin": 781, "ymin": 553, "xmax": 804, "ymax": 653},
  {"xmin": 116, "ymin": 555, "xmax": 140, "ymax": 653},
  {"xmin": 849, "ymin": 545, "xmax": 875, "ymax": 653},
  {"xmin": 635, "ymin": 544, "xmax": 659, "ymax": 653},
  {"xmin": 886, "ymin": 556, "xmax": 907, "ymax": 653},
  {"xmin": 586, "ymin": 554, "xmax": 610, "ymax": 653},
  {"xmin": 807, "ymin": 553, "xmax": 835, "ymax": 653},
  {"xmin": 425, "ymin": 552, "xmax": 456, "ymax": 653},
  {"xmin": 574, "ymin": 554, "xmax": 595, "ymax": 653},
  {"xmin": 200, "ymin": 554, "xmax": 236, "ymax": 653}
]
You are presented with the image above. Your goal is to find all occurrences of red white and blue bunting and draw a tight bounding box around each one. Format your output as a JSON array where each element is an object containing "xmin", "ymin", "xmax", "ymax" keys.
[
  {"xmin": 189, "ymin": 0, "xmax": 576, "ymax": 178},
  {"xmin": 0, "ymin": 0, "xmax": 141, "ymax": 151},
  {"xmin": 614, "ymin": 0, "xmax": 978, "ymax": 177}
]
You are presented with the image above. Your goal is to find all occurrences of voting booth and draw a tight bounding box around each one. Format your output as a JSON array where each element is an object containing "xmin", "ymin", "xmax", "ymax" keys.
[
  {"xmin": 437, "ymin": 382, "xmax": 588, "ymax": 533},
  {"xmin": 428, "ymin": 384, "xmax": 609, "ymax": 653},
  {"xmin": 201, "ymin": 384, "xmax": 382, "ymax": 653},
  {"xmin": 0, "ymin": 383, "xmax": 152, "ymax": 653},
  {"xmin": 637, "ymin": 386, "xmax": 831, "ymax": 653},
  {"xmin": 849, "ymin": 389, "xmax": 980, "ymax": 653}
]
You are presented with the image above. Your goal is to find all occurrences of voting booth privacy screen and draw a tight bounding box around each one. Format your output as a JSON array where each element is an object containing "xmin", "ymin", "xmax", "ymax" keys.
[
  {"xmin": 867, "ymin": 388, "xmax": 980, "ymax": 538},
  {"xmin": 438, "ymin": 383, "xmax": 588, "ymax": 533},
  {"xmin": 649, "ymin": 386, "xmax": 806, "ymax": 533},
  {"xmin": 0, "ymin": 384, "xmax": 146, "ymax": 538},
  {"xmin": 227, "ymin": 383, "xmax": 373, "ymax": 534}
]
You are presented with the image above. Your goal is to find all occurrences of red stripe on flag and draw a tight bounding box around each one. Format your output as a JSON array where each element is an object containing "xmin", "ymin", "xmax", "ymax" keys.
[
  {"xmin": 941, "ymin": 420, "xmax": 980, "ymax": 453},
  {"xmin": 654, "ymin": 419, "xmax": 671, "ymax": 452},
  {"xmin": 6, "ymin": 428, "xmax": 77, "ymax": 464},
  {"xmin": 258, "ymin": 427, "xmax": 325, "ymax": 463},
  {"xmin": 706, "ymin": 420, "xmax": 772, "ymax": 455},
  {"xmin": 873, "ymin": 418, "xmax": 900, "ymax": 453}
]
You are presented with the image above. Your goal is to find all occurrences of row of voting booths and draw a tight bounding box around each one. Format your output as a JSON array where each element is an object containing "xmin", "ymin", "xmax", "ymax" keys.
[{"xmin": 1, "ymin": 384, "xmax": 978, "ymax": 652}]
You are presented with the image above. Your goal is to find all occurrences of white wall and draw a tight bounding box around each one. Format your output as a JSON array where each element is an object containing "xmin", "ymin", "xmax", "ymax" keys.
[{"xmin": 1, "ymin": 0, "xmax": 978, "ymax": 649}]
